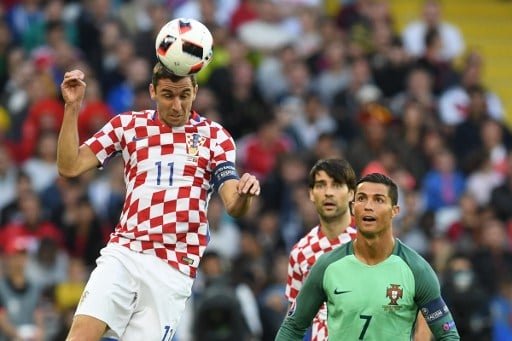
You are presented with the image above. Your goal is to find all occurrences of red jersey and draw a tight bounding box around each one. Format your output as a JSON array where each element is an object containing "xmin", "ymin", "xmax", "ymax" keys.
[{"xmin": 85, "ymin": 110, "xmax": 236, "ymax": 278}]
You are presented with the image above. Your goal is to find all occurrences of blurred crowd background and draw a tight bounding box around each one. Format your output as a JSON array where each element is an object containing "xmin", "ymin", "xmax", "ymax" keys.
[{"xmin": 0, "ymin": 0, "xmax": 511, "ymax": 340}]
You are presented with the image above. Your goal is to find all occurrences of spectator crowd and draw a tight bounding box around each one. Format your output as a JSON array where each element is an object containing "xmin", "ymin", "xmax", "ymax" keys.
[{"xmin": 0, "ymin": 0, "xmax": 511, "ymax": 340}]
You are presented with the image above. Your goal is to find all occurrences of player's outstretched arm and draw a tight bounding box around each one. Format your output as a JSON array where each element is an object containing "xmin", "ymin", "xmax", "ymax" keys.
[
  {"xmin": 219, "ymin": 173, "xmax": 260, "ymax": 218},
  {"xmin": 57, "ymin": 70, "xmax": 100, "ymax": 178}
]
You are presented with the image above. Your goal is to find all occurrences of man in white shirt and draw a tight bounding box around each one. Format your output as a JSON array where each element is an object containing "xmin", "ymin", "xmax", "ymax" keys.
[{"xmin": 402, "ymin": 0, "xmax": 465, "ymax": 61}]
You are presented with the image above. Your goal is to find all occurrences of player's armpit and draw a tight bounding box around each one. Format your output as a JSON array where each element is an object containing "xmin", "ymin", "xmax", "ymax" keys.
[{"xmin": 414, "ymin": 312, "xmax": 432, "ymax": 341}]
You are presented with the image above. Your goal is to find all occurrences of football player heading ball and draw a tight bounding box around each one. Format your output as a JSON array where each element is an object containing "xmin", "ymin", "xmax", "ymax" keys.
[{"xmin": 57, "ymin": 20, "xmax": 258, "ymax": 338}]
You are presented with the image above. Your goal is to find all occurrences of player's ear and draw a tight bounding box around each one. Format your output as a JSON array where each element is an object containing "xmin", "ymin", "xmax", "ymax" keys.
[
  {"xmin": 149, "ymin": 83, "xmax": 156, "ymax": 99},
  {"xmin": 391, "ymin": 204, "xmax": 400, "ymax": 218},
  {"xmin": 349, "ymin": 201, "xmax": 354, "ymax": 216},
  {"xmin": 193, "ymin": 84, "xmax": 198, "ymax": 100}
]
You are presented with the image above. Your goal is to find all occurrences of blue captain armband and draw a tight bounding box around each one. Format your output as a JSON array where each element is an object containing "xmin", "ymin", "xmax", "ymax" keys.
[
  {"xmin": 420, "ymin": 297, "xmax": 451, "ymax": 324},
  {"xmin": 212, "ymin": 162, "xmax": 240, "ymax": 191}
]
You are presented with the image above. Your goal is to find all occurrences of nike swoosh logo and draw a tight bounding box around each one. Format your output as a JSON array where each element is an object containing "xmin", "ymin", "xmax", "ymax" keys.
[
  {"xmin": 334, "ymin": 289, "xmax": 351, "ymax": 295},
  {"xmin": 132, "ymin": 136, "xmax": 148, "ymax": 142}
]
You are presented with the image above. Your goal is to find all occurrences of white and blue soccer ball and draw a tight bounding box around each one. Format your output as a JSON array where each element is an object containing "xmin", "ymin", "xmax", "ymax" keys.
[{"xmin": 155, "ymin": 18, "xmax": 214, "ymax": 76}]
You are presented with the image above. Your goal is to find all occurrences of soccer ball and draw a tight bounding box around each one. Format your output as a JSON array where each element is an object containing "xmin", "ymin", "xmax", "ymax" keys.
[{"xmin": 155, "ymin": 18, "xmax": 214, "ymax": 76}]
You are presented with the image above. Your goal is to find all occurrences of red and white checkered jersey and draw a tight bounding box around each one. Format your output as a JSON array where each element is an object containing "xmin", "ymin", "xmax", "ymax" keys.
[
  {"xmin": 85, "ymin": 110, "xmax": 236, "ymax": 278},
  {"xmin": 285, "ymin": 225, "xmax": 357, "ymax": 341}
]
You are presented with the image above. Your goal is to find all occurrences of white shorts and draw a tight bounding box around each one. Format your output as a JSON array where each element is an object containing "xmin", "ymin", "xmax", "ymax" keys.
[{"xmin": 75, "ymin": 243, "xmax": 194, "ymax": 341}]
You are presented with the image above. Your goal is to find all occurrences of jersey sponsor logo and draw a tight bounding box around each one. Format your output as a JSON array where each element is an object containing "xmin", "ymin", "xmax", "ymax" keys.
[
  {"xmin": 132, "ymin": 135, "xmax": 148, "ymax": 142},
  {"xmin": 333, "ymin": 289, "xmax": 351, "ymax": 295},
  {"xmin": 186, "ymin": 133, "xmax": 206, "ymax": 156},
  {"xmin": 287, "ymin": 301, "xmax": 296, "ymax": 317}
]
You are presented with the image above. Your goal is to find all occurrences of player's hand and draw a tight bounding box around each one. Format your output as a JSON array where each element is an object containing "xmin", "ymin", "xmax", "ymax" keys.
[
  {"xmin": 61, "ymin": 69, "xmax": 87, "ymax": 105},
  {"xmin": 237, "ymin": 173, "xmax": 260, "ymax": 197}
]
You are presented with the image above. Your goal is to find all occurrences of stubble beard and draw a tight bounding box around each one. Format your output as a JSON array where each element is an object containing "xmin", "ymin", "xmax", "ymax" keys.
[{"xmin": 320, "ymin": 205, "xmax": 348, "ymax": 225}]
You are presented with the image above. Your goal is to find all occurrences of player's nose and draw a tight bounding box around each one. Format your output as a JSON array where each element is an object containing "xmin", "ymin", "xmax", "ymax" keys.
[{"xmin": 170, "ymin": 97, "xmax": 182, "ymax": 111}]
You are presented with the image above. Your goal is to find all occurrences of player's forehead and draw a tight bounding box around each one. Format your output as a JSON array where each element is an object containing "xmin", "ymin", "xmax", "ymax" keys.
[
  {"xmin": 155, "ymin": 77, "xmax": 194, "ymax": 93},
  {"xmin": 355, "ymin": 182, "xmax": 389, "ymax": 197},
  {"xmin": 314, "ymin": 170, "xmax": 335, "ymax": 182},
  {"xmin": 313, "ymin": 170, "xmax": 346, "ymax": 186}
]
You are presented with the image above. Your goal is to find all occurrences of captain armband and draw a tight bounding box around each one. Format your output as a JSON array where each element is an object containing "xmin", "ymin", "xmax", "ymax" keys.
[
  {"xmin": 212, "ymin": 162, "xmax": 240, "ymax": 191},
  {"xmin": 420, "ymin": 297, "xmax": 450, "ymax": 324}
]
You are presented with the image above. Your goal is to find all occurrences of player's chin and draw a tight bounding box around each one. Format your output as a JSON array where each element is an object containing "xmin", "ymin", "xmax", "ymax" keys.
[
  {"xmin": 319, "ymin": 211, "xmax": 339, "ymax": 222},
  {"xmin": 164, "ymin": 115, "xmax": 187, "ymax": 127},
  {"xmin": 321, "ymin": 207, "xmax": 338, "ymax": 216}
]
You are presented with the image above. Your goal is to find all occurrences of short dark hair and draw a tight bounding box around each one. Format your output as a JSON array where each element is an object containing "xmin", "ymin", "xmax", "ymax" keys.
[
  {"xmin": 356, "ymin": 173, "xmax": 399, "ymax": 205},
  {"xmin": 308, "ymin": 159, "xmax": 356, "ymax": 191},
  {"xmin": 151, "ymin": 61, "xmax": 197, "ymax": 89}
]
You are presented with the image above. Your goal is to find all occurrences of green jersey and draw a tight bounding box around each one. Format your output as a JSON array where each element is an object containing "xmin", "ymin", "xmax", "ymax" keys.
[{"xmin": 275, "ymin": 239, "xmax": 460, "ymax": 340}]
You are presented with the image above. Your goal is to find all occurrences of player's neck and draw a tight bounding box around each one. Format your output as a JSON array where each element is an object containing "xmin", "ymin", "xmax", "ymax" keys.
[
  {"xmin": 353, "ymin": 235, "xmax": 396, "ymax": 266},
  {"xmin": 320, "ymin": 212, "xmax": 351, "ymax": 240}
]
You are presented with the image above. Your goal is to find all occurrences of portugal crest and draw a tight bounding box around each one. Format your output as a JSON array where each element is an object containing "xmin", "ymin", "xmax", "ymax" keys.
[{"xmin": 386, "ymin": 284, "xmax": 403, "ymax": 305}]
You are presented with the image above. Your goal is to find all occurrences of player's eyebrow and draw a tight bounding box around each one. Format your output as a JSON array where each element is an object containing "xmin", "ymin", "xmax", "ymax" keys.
[
  {"xmin": 160, "ymin": 88, "xmax": 192, "ymax": 95},
  {"xmin": 178, "ymin": 88, "xmax": 193, "ymax": 95},
  {"xmin": 355, "ymin": 192, "xmax": 387, "ymax": 199},
  {"xmin": 314, "ymin": 179, "xmax": 327, "ymax": 185}
]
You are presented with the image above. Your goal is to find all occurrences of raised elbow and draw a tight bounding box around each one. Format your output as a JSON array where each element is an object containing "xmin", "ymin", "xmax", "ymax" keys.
[{"xmin": 58, "ymin": 166, "xmax": 81, "ymax": 178}]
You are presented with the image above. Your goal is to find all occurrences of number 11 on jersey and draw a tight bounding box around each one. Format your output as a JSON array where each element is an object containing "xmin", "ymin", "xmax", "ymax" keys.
[{"xmin": 155, "ymin": 161, "xmax": 174, "ymax": 186}]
